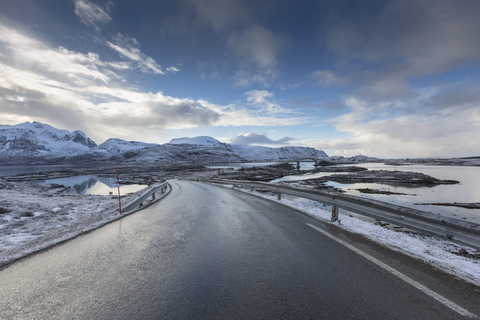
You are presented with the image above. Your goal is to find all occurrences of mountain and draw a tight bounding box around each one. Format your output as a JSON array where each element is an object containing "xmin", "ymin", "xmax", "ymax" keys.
[
  {"xmin": 0, "ymin": 122, "xmax": 96, "ymax": 164},
  {"xmin": 230, "ymin": 144, "xmax": 327, "ymax": 161},
  {"xmin": 167, "ymin": 136, "xmax": 223, "ymax": 147},
  {"xmin": 0, "ymin": 122, "xmax": 329, "ymax": 165}
]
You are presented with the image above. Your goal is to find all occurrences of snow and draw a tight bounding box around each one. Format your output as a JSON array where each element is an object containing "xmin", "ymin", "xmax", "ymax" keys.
[
  {"xmin": 96, "ymin": 138, "xmax": 155, "ymax": 153},
  {"xmin": 0, "ymin": 179, "xmax": 169, "ymax": 267},
  {"xmin": 224, "ymin": 184, "xmax": 480, "ymax": 287},
  {"xmin": 1, "ymin": 122, "xmax": 330, "ymax": 164},
  {"xmin": 167, "ymin": 136, "xmax": 223, "ymax": 146},
  {"xmin": 231, "ymin": 144, "xmax": 328, "ymax": 161},
  {"xmin": 0, "ymin": 121, "xmax": 96, "ymax": 161}
]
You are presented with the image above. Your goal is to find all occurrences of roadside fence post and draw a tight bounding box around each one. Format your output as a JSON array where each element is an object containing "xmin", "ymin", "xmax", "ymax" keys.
[
  {"xmin": 116, "ymin": 166, "xmax": 122, "ymax": 215},
  {"xmin": 331, "ymin": 205, "xmax": 339, "ymax": 222}
]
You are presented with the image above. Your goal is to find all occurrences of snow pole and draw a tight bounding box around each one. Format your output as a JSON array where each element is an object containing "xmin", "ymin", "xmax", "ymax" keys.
[{"xmin": 116, "ymin": 166, "xmax": 122, "ymax": 214}]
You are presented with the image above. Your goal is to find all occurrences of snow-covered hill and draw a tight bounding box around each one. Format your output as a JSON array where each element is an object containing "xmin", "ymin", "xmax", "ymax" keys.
[
  {"xmin": 230, "ymin": 144, "xmax": 328, "ymax": 161},
  {"xmin": 0, "ymin": 122, "xmax": 329, "ymax": 164},
  {"xmin": 0, "ymin": 122, "xmax": 96, "ymax": 164},
  {"xmin": 165, "ymin": 136, "xmax": 327, "ymax": 161},
  {"xmin": 167, "ymin": 136, "xmax": 223, "ymax": 147}
]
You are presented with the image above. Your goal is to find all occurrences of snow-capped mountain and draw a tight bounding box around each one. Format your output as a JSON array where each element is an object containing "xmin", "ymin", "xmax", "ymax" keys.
[
  {"xmin": 0, "ymin": 122, "xmax": 329, "ymax": 164},
  {"xmin": 167, "ymin": 136, "xmax": 223, "ymax": 147},
  {"xmin": 0, "ymin": 122, "xmax": 96, "ymax": 164},
  {"xmin": 230, "ymin": 144, "xmax": 327, "ymax": 161}
]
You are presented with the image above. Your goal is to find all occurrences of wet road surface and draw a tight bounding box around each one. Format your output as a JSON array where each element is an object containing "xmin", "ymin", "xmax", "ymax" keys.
[{"xmin": 0, "ymin": 180, "xmax": 479, "ymax": 319}]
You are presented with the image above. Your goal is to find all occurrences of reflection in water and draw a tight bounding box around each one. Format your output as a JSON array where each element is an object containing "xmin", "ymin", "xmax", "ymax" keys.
[
  {"xmin": 271, "ymin": 163, "xmax": 480, "ymax": 222},
  {"xmin": 41, "ymin": 175, "xmax": 147, "ymax": 196},
  {"xmin": 270, "ymin": 170, "xmax": 349, "ymax": 183}
]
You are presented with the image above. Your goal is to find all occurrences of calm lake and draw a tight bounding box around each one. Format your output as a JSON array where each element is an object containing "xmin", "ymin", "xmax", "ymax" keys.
[
  {"xmin": 273, "ymin": 163, "xmax": 480, "ymax": 222},
  {"xmin": 0, "ymin": 165, "xmax": 146, "ymax": 196},
  {"xmin": 40, "ymin": 175, "xmax": 147, "ymax": 196}
]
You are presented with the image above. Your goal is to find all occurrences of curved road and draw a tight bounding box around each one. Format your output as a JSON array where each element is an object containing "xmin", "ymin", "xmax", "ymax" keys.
[{"xmin": 0, "ymin": 180, "xmax": 478, "ymax": 319}]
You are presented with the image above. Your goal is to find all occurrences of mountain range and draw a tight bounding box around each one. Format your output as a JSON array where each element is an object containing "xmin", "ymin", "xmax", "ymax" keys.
[{"xmin": 0, "ymin": 122, "xmax": 328, "ymax": 165}]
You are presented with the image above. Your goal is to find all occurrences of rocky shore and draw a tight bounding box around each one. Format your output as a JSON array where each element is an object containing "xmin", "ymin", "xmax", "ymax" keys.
[
  {"xmin": 304, "ymin": 170, "xmax": 459, "ymax": 186},
  {"xmin": 414, "ymin": 202, "xmax": 480, "ymax": 209}
]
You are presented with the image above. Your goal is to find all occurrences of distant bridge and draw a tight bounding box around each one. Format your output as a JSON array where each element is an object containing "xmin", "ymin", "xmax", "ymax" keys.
[{"xmin": 285, "ymin": 158, "xmax": 334, "ymax": 169}]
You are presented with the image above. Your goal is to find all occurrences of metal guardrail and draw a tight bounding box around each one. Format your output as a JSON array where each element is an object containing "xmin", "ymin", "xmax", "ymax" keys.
[
  {"xmin": 122, "ymin": 182, "xmax": 169, "ymax": 213},
  {"xmin": 201, "ymin": 179, "xmax": 480, "ymax": 250}
]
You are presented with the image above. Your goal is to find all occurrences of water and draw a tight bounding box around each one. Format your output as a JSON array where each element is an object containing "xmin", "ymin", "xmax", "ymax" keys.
[
  {"xmin": 270, "ymin": 170, "xmax": 347, "ymax": 183},
  {"xmin": 40, "ymin": 175, "xmax": 147, "ymax": 196},
  {"xmin": 0, "ymin": 165, "xmax": 93, "ymax": 177},
  {"xmin": 204, "ymin": 162, "xmax": 279, "ymax": 170},
  {"xmin": 272, "ymin": 163, "xmax": 480, "ymax": 222}
]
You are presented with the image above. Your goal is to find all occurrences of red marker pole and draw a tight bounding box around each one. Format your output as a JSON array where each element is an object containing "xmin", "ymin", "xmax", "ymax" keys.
[{"xmin": 116, "ymin": 166, "xmax": 122, "ymax": 214}]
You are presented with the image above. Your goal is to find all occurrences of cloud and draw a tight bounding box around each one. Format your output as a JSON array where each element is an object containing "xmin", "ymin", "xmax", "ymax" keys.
[
  {"xmin": 74, "ymin": 0, "xmax": 113, "ymax": 30},
  {"xmin": 244, "ymin": 89, "xmax": 294, "ymax": 115},
  {"xmin": 232, "ymin": 69, "xmax": 279, "ymax": 88},
  {"xmin": 106, "ymin": 34, "xmax": 165, "ymax": 75},
  {"xmin": 154, "ymin": 0, "xmax": 251, "ymax": 40},
  {"xmin": 196, "ymin": 99, "xmax": 310, "ymax": 127},
  {"xmin": 0, "ymin": 23, "xmax": 111, "ymax": 85},
  {"xmin": 227, "ymin": 24, "xmax": 288, "ymax": 69},
  {"xmin": 314, "ymin": 0, "xmax": 480, "ymax": 119},
  {"xmin": 230, "ymin": 132, "xmax": 294, "ymax": 146},
  {"xmin": 288, "ymin": 97, "xmax": 312, "ymax": 107},
  {"xmin": 105, "ymin": 61, "xmax": 131, "ymax": 70},
  {"xmin": 166, "ymin": 66, "xmax": 180, "ymax": 73},
  {"xmin": 192, "ymin": 0, "xmax": 251, "ymax": 32},
  {"xmin": 309, "ymin": 82, "xmax": 480, "ymax": 158},
  {"xmin": 227, "ymin": 24, "xmax": 289, "ymax": 87},
  {"xmin": 311, "ymin": 70, "xmax": 347, "ymax": 87},
  {"xmin": 245, "ymin": 90, "xmax": 273, "ymax": 105},
  {"xmin": 323, "ymin": 1, "xmax": 480, "ymax": 78},
  {"xmin": 0, "ymin": 22, "xmax": 309, "ymax": 143},
  {"xmin": 304, "ymin": 107, "xmax": 480, "ymax": 158}
]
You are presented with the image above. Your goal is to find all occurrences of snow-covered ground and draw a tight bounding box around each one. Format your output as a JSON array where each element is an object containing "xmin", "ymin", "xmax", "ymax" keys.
[
  {"xmin": 223, "ymin": 184, "xmax": 480, "ymax": 287},
  {"xmin": 0, "ymin": 179, "xmax": 167, "ymax": 268}
]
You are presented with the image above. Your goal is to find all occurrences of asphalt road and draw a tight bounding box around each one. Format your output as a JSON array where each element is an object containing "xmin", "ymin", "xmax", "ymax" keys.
[{"xmin": 0, "ymin": 180, "xmax": 479, "ymax": 319}]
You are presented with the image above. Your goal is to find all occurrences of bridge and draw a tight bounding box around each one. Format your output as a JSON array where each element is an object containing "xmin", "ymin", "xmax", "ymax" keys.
[{"xmin": 286, "ymin": 157, "xmax": 334, "ymax": 169}]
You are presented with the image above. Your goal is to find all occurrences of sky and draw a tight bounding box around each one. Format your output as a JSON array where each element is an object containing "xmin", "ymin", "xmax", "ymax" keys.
[{"xmin": 0, "ymin": 0, "xmax": 479, "ymax": 158}]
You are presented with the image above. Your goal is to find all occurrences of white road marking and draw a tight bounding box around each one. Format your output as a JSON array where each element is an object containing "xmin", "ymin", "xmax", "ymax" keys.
[
  {"xmin": 256, "ymin": 199, "xmax": 271, "ymax": 206},
  {"xmin": 306, "ymin": 223, "xmax": 477, "ymax": 319}
]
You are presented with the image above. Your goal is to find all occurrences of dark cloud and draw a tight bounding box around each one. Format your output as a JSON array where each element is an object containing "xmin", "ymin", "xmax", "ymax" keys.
[
  {"xmin": 314, "ymin": 0, "xmax": 480, "ymax": 120},
  {"xmin": 427, "ymin": 86, "xmax": 480, "ymax": 109},
  {"xmin": 90, "ymin": 100, "xmax": 221, "ymax": 130},
  {"xmin": 0, "ymin": 86, "xmax": 89, "ymax": 133},
  {"xmin": 142, "ymin": 0, "xmax": 252, "ymax": 42},
  {"xmin": 231, "ymin": 133, "xmax": 294, "ymax": 146},
  {"xmin": 323, "ymin": 0, "xmax": 480, "ymax": 76},
  {"xmin": 192, "ymin": 0, "xmax": 251, "ymax": 33},
  {"xmin": 227, "ymin": 24, "xmax": 290, "ymax": 69},
  {"xmin": 148, "ymin": 100, "xmax": 221, "ymax": 127}
]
